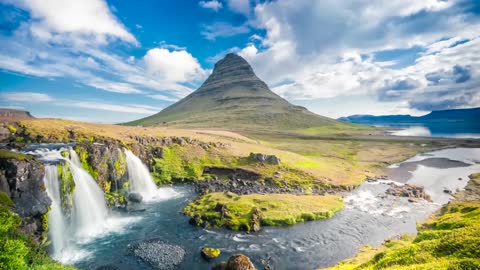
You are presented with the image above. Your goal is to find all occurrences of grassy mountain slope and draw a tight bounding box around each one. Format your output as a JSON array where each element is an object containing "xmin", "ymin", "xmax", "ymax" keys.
[{"xmin": 126, "ymin": 54, "xmax": 361, "ymax": 132}]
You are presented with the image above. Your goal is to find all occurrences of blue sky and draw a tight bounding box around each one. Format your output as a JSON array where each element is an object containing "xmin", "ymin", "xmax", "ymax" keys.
[{"xmin": 0, "ymin": 0, "xmax": 479, "ymax": 123}]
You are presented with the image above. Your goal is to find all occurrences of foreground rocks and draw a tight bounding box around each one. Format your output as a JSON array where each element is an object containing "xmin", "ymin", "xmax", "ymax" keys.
[
  {"xmin": 129, "ymin": 239, "xmax": 185, "ymax": 270},
  {"xmin": 0, "ymin": 150, "xmax": 51, "ymax": 243},
  {"xmin": 201, "ymin": 247, "xmax": 221, "ymax": 260},
  {"xmin": 212, "ymin": 254, "xmax": 257, "ymax": 270},
  {"xmin": 386, "ymin": 183, "xmax": 432, "ymax": 201}
]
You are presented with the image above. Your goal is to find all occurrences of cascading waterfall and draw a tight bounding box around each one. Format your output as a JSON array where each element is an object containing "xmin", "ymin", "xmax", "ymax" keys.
[
  {"xmin": 124, "ymin": 149, "xmax": 179, "ymax": 201},
  {"xmin": 124, "ymin": 149, "xmax": 158, "ymax": 199},
  {"xmin": 68, "ymin": 149, "xmax": 109, "ymax": 238},
  {"xmin": 43, "ymin": 165, "xmax": 67, "ymax": 258}
]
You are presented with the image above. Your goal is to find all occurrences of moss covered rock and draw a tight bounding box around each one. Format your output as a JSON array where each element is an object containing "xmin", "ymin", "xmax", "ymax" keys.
[{"xmin": 201, "ymin": 247, "xmax": 221, "ymax": 260}]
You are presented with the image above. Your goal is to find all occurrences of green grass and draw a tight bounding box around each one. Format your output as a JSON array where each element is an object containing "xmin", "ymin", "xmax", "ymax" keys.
[
  {"xmin": 184, "ymin": 192, "xmax": 344, "ymax": 231},
  {"xmin": 325, "ymin": 200, "xmax": 480, "ymax": 270},
  {"xmin": 0, "ymin": 192, "xmax": 75, "ymax": 270}
]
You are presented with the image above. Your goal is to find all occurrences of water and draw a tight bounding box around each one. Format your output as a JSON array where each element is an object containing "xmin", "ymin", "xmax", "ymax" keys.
[
  {"xmin": 72, "ymin": 147, "xmax": 480, "ymax": 270},
  {"xmin": 27, "ymin": 146, "xmax": 144, "ymax": 264},
  {"xmin": 380, "ymin": 123, "xmax": 480, "ymax": 138},
  {"xmin": 43, "ymin": 165, "xmax": 67, "ymax": 258},
  {"xmin": 125, "ymin": 149, "xmax": 179, "ymax": 201},
  {"xmin": 68, "ymin": 149, "xmax": 109, "ymax": 240},
  {"xmin": 124, "ymin": 149, "xmax": 158, "ymax": 200}
]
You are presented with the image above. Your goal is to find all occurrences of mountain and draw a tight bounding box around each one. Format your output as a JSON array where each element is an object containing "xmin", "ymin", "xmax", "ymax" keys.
[
  {"xmin": 127, "ymin": 53, "xmax": 348, "ymax": 131},
  {"xmin": 338, "ymin": 107, "xmax": 480, "ymax": 124},
  {"xmin": 0, "ymin": 109, "xmax": 34, "ymax": 121}
]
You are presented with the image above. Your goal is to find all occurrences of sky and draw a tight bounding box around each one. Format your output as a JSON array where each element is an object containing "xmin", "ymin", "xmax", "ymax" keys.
[{"xmin": 0, "ymin": 0, "xmax": 479, "ymax": 123}]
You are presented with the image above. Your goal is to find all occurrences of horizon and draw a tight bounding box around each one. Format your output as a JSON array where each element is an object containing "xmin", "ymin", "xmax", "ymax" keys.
[{"xmin": 0, "ymin": 0, "xmax": 479, "ymax": 123}]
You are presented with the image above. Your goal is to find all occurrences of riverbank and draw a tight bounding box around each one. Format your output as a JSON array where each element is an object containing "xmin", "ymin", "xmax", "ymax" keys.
[{"xmin": 325, "ymin": 172, "xmax": 480, "ymax": 270}]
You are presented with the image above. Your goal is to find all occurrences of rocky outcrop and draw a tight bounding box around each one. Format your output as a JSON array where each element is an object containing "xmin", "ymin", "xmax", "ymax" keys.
[
  {"xmin": 386, "ymin": 183, "xmax": 432, "ymax": 201},
  {"xmin": 249, "ymin": 153, "xmax": 281, "ymax": 165},
  {"xmin": 129, "ymin": 239, "xmax": 185, "ymax": 270},
  {"xmin": 0, "ymin": 108, "xmax": 34, "ymax": 121},
  {"xmin": 0, "ymin": 151, "xmax": 51, "ymax": 243},
  {"xmin": 249, "ymin": 207, "xmax": 262, "ymax": 232}
]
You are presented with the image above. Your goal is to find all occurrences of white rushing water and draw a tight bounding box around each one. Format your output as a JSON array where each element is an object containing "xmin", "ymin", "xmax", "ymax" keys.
[
  {"xmin": 124, "ymin": 149, "xmax": 179, "ymax": 201},
  {"xmin": 43, "ymin": 165, "xmax": 67, "ymax": 258},
  {"xmin": 68, "ymin": 149, "xmax": 109, "ymax": 239}
]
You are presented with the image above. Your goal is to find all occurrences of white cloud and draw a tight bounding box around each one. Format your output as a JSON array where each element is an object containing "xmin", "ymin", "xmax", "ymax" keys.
[
  {"xmin": 199, "ymin": 0, "xmax": 223, "ymax": 12},
  {"xmin": 201, "ymin": 22, "xmax": 250, "ymax": 40},
  {"xmin": 144, "ymin": 48, "xmax": 206, "ymax": 82},
  {"xmin": 10, "ymin": 0, "xmax": 137, "ymax": 44},
  {"xmin": 148, "ymin": 94, "xmax": 179, "ymax": 102},
  {"xmin": 72, "ymin": 101, "xmax": 160, "ymax": 114},
  {"xmin": 0, "ymin": 92, "xmax": 53, "ymax": 102},
  {"xmin": 238, "ymin": 0, "xmax": 480, "ymax": 113},
  {"xmin": 227, "ymin": 0, "xmax": 251, "ymax": 16}
]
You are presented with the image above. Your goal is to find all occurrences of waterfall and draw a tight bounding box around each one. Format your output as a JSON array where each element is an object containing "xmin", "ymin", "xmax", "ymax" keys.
[
  {"xmin": 68, "ymin": 149, "xmax": 109, "ymax": 238},
  {"xmin": 43, "ymin": 165, "xmax": 67, "ymax": 258},
  {"xmin": 124, "ymin": 149, "xmax": 158, "ymax": 200}
]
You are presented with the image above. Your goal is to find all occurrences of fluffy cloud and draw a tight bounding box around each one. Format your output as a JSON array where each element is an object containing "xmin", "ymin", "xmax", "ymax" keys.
[
  {"xmin": 0, "ymin": 92, "xmax": 53, "ymax": 102},
  {"xmin": 199, "ymin": 0, "xmax": 223, "ymax": 12},
  {"xmin": 144, "ymin": 48, "xmax": 205, "ymax": 82},
  {"xmin": 9, "ymin": 0, "xmax": 137, "ymax": 44},
  {"xmin": 227, "ymin": 0, "xmax": 251, "ymax": 16},
  {"xmin": 239, "ymin": 0, "xmax": 480, "ymax": 112}
]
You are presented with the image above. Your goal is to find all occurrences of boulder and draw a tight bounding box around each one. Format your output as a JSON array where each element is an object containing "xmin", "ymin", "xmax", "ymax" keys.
[
  {"xmin": 249, "ymin": 153, "xmax": 281, "ymax": 165},
  {"xmin": 249, "ymin": 207, "xmax": 262, "ymax": 232},
  {"xmin": 127, "ymin": 192, "xmax": 143, "ymax": 203},
  {"xmin": 226, "ymin": 254, "xmax": 257, "ymax": 270},
  {"xmin": 386, "ymin": 184, "xmax": 432, "ymax": 201},
  {"xmin": 273, "ymin": 171, "xmax": 282, "ymax": 178},
  {"xmin": 201, "ymin": 247, "xmax": 221, "ymax": 260}
]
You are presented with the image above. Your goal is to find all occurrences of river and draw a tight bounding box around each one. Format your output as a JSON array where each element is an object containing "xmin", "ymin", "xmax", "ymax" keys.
[{"xmin": 24, "ymin": 145, "xmax": 480, "ymax": 270}]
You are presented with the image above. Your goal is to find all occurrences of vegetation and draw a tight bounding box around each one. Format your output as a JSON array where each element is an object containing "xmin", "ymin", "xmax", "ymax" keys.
[
  {"xmin": 0, "ymin": 149, "xmax": 32, "ymax": 161},
  {"xmin": 57, "ymin": 163, "xmax": 75, "ymax": 215},
  {"xmin": 325, "ymin": 174, "xmax": 480, "ymax": 270},
  {"xmin": 184, "ymin": 192, "xmax": 344, "ymax": 231},
  {"xmin": 0, "ymin": 192, "xmax": 75, "ymax": 270},
  {"xmin": 7, "ymin": 125, "xmax": 17, "ymax": 133}
]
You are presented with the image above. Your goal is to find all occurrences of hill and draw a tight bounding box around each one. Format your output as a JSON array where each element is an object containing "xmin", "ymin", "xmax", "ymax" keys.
[
  {"xmin": 126, "ymin": 54, "xmax": 356, "ymax": 132},
  {"xmin": 338, "ymin": 107, "xmax": 480, "ymax": 124},
  {"xmin": 0, "ymin": 108, "xmax": 34, "ymax": 121}
]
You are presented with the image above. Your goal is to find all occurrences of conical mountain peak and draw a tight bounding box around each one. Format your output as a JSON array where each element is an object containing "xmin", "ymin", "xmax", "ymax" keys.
[{"xmin": 199, "ymin": 53, "xmax": 262, "ymax": 92}]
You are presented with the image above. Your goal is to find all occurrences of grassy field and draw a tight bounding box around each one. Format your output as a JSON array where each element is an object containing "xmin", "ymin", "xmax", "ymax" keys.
[
  {"xmin": 184, "ymin": 192, "xmax": 344, "ymax": 231},
  {"xmin": 12, "ymin": 118, "xmax": 473, "ymax": 188},
  {"xmin": 324, "ymin": 173, "xmax": 480, "ymax": 270}
]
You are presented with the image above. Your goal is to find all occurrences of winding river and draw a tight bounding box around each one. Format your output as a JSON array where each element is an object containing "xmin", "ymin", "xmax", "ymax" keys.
[{"xmin": 25, "ymin": 146, "xmax": 480, "ymax": 270}]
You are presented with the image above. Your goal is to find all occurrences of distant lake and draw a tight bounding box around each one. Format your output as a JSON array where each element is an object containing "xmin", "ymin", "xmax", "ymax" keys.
[{"xmin": 373, "ymin": 122, "xmax": 480, "ymax": 139}]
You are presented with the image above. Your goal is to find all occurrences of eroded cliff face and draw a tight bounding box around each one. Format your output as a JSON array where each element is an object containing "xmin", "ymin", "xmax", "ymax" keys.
[{"xmin": 0, "ymin": 153, "xmax": 51, "ymax": 244}]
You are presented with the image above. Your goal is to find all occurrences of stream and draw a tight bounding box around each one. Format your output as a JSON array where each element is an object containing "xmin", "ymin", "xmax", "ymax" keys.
[{"xmin": 24, "ymin": 146, "xmax": 480, "ymax": 270}]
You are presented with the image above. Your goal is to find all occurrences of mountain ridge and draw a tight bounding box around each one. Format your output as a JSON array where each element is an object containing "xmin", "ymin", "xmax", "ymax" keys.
[{"xmin": 127, "ymin": 53, "xmax": 352, "ymax": 132}]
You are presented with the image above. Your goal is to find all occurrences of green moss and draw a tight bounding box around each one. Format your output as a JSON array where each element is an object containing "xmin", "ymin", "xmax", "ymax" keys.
[
  {"xmin": 184, "ymin": 192, "xmax": 344, "ymax": 231},
  {"xmin": 114, "ymin": 151, "xmax": 127, "ymax": 176},
  {"xmin": 326, "ymin": 201, "xmax": 480, "ymax": 270},
  {"xmin": 58, "ymin": 163, "xmax": 75, "ymax": 214},
  {"xmin": 201, "ymin": 247, "xmax": 221, "ymax": 259},
  {"xmin": 0, "ymin": 149, "xmax": 32, "ymax": 161},
  {"xmin": 7, "ymin": 125, "xmax": 17, "ymax": 133},
  {"xmin": 74, "ymin": 146, "xmax": 99, "ymax": 180},
  {"xmin": 0, "ymin": 191, "xmax": 14, "ymax": 208}
]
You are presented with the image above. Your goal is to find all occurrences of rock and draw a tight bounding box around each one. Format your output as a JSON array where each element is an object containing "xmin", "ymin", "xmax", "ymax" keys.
[
  {"xmin": 212, "ymin": 261, "xmax": 228, "ymax": 270},
  {"xmin": 215, "ymin": 203, "xmax": 231, "ymax": 218},
  {"xmin": 0, "ymin": 152, "xmax": 51, "ymax": 243},
  {"xmin": 127, "ymin": 192, "xmax": 143, "ymax": 203},
  {"xmin": 249, "ymin": 207, "xmax": 262, "ymax": 232},
  {"xmin": 443, "ymin": 189, "xmax": 452, "ymax": 194},
  {"xmin": 458, "ymin": 177, "xmax": 463, "ymax": 181},
  {"xmin": 249, "ymin": 153, "xmax": 281, "ymax": 165},
  {"xmin": 226, "ymin": 254, "xmax": 257, "ymax": 270},
  {"xmin": 201, "ymin": 247, "xmax": 221, "ymax": 260},
  {"xmin": 273, "ymin": 171, "xmax": 282, "ymax": 178},
  {"xmin": 386, "ymin": 184, "xmax": 432, "ymax": 201},
  {"xmin": 129, "ymin": 239, "xmax": 185, "ymax": 270},
  {"xmin": 225, "ymin": 191, "xmax": 238, "ymax": 198}
]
